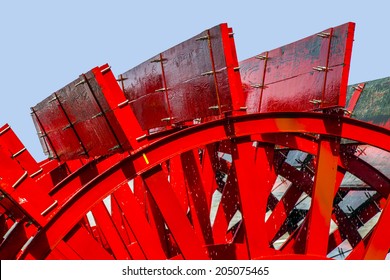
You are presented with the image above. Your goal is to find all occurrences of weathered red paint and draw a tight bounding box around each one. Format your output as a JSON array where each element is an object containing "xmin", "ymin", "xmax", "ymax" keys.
[{"xmin": 240, "ymin": 22, "xmax": 355, "ymax": 113}]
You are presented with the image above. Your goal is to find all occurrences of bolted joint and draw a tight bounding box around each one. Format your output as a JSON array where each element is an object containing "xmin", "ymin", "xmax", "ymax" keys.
[
  {"xmin": 250, "ymin": 84, "xmax": 266, "ymax": 89},
  {"xmin": 255, "ymin": 55, "xmax": 269, "ymax": 60},
  {"xmin": 161, "ymin": 117, "xmax": 174, "ymax": 122},
  {"xmin": 74, "ymin": 79, "xmax": 86, "ymax": 87},
  {"xmin": 309, "ymin": 99, "xmax": 322, "ymax": 105},
  {"xmin": 316, "ymin": 32, "xmax": 331, "ymax": 38},
  {"xmin": 195, "ymin": 35, "xmax": 209, "ymax": 41},
  {"xmin": 100, "ymin": 65, "xmax": 111, "ymax": 74}
]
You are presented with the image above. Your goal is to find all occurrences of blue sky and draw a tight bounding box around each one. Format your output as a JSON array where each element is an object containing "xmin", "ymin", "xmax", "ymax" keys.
[{"xmin": 1, "ymin": 0, "xmax": 389, "ymax": 160}]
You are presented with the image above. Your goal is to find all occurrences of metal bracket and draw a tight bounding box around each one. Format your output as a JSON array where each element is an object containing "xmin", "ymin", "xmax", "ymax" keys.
[{"xmin": 100, "ymin": 65, "xmax": 111, "ymax": 74}]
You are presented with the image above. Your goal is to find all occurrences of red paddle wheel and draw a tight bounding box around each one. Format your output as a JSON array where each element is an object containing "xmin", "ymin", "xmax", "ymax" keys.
[{"xmin": 1, "ymin": 22, "xmax": 389, "ymax": 260}]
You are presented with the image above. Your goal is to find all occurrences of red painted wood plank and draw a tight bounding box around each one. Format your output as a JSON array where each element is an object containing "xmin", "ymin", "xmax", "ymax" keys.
[
  {"xmin": 31, "ymin": 65, "xmax": 134, "ymax": 161},
  {"xmin": 240, "ymin": 22, "xmax": 355, "ymax": 113}
]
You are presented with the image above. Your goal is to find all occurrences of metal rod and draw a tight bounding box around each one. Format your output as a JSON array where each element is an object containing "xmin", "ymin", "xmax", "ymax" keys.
[
  {"xmin": 317, "ymin": 32, "xmax": 331, "ymax": 38},
  {"xmin": 20, "ymin": 236, "xmax": 34, "ymax": 252},
  {"xmin": 11, "ymin": 147, "xmax": 26, "ymax": 158},
  {"xmin": 74, "ymin": 79, "xmax": 85, "ymax": 87},
  {"xmin": 136, "ymin": 134, "xmax": 147, "ymax": 142},
  {"xmin": 2, "ymin": 221, "xmax": 19, "ymax": 240},
  {"xmin": 0, "ymin": 125, "xmax": 10, "ymax": 136},
  {"xmin": 81, "ymin": 74, "xmax": 124, "ymax": 153},
  {"xmin": 117, "ymin": 99, "xmax": 129, "ymax": 108},
  {"xmin": 29, "ymin": 168, "xmax": 43, "ymax": 178},
  {"xmin": 41, "ymin": 200, "xmax": 58, "ymax": 216},
  {"xmin": 12, "ymin": 171, "xmax": 28, "ymax": 189},
  {"xmin": 195, "ymin": 35, "xmax": 209, "ymax": 41}
]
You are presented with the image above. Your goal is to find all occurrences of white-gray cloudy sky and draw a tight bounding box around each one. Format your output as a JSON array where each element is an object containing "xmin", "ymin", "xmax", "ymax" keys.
[{"xmin": 0, "ymin": 0, "xmax": 389, "ymax": 160}]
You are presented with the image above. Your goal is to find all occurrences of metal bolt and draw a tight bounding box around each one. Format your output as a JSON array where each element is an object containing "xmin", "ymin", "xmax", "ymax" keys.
[
  {"xmin": 0, "ymin": 125, "xmax": 10, "ymax": 136},
  {"xmin": 317, "ymin": 32, "xmax": 331, "ymax": 38},
  {"xmin": 255, "ymin": 55, "xmax": 268, "ymax": 60},
  {"xmin": 312, "ymin": 66, "xmax": 330, "ymax": 72},
  {"xmin": 342, "ymin": 108, "xmax": 352, "ymax": 115},
  {"xmin": 48, "ymin": 96, "xmax": 59, "ymax": 103},
  {"xmin": 29, "ymin": 168, "xmax": 43, "ymax": 178},
  {"xmin": 161, "ymin": 117, "xmax": 174, "ymax": 122},
  {"xmin": 250, "ymin": 84, "xmax": 266, "ymax": 89},
  {"xmin": 41, "ymin": 200, "xmax": 58, "ymax": 216},
  {"xmin": 136, "ymin": 134, "xmax": 147, "ymax": 142},
  {"xmin": 12, "ymin": 147, "xmax": 26, "ymax": 158},
  {"xmin": 74, "ymin": 79, "xmax": 85, "ymax": 87},
  {"xmin": 12, "ymin": 171, "xmax": 28, "ymax": 189},
  {"xmin": 118, "ymin": 99, "xmax": 129, "ymax": 108},
  {"xmin": 155, "ymin": 87, "xmax": 169, "ymax": 92},
  {"xmin": 108, "ymin": 145, "xmax": 121, "ymax": 152},
  {"xmin": 201, "ymin": 70, "xmax": 214, "ymax": 76},
  {"xmin": 353, "ymin": 85, "xmax": 364, "ymax": 91},
  {"xmin": 92, "ymin": 112, "xmax": 104, "ymax": 119},
  {"xmin": 116, "ymin": 76, "xmax": 128, "ymax": 82},
  {"xmin": 195, "ymin": 35, "xmax": 209, "ymax": 41},
  {"xmin": 309, "ymin": 99, "xmax": 322, "ymax": 104},
  {"xmin": 100, "ymin": 66, "xmax": 111, "ymax": 74}
]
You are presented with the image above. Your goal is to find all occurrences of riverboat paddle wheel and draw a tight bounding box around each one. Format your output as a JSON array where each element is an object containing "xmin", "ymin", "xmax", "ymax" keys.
[{"xmin": 1, "ymin": 22, "xmax": 389, "ymax": 260}]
